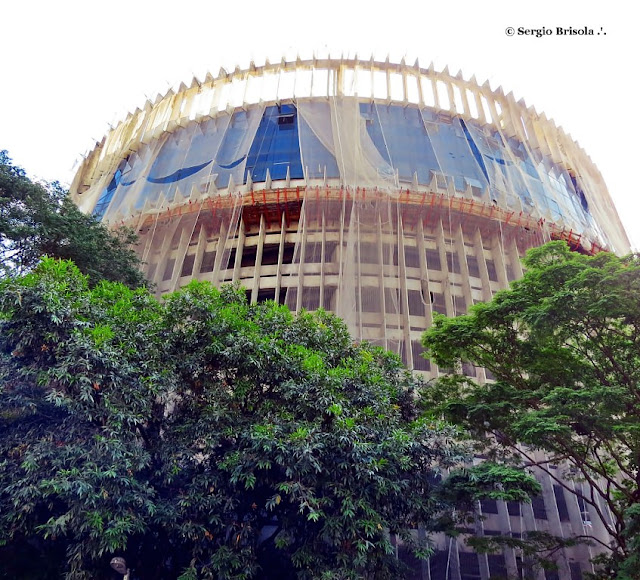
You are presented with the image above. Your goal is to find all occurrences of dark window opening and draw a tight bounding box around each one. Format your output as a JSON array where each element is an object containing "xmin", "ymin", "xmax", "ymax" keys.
[
  {"xmin": 430, "ymin": 292, "xmax": 447, "ymax": 315},
  {"xmin": 569, "ymin": 563, "xmax": 583, "ymax": 580},
  {"xmin": 405, "ymin": 246, "xmax": 421, "ymax": 268},
  {"xmin": 554, "ymin": 485, "xmax": 571, "ymax": 522},
  {"xmin": 459, "ymin": 552, "xmax": 482, "ymax": 580},
  {"xmin": 481, "ymin": 499, "xmax": 499, "ymax": 514},
  {"xmin": 241, "ymin": 245, "xmax": 258, "ymax": 268},
  {"xmin": 467, "ymin": 255, "xmax": 480, "ymax": 278},
  {"xmin": 361, "ymin": 287, "xmax": 381, "ymax": 313},
  {"xmin": 181, "ymin": 254, "xmax": 195, "ymax": 277},
  {"xmin": 532, "ymin": 495, "xmax": 548, "ymax": 520},
  {"xmin": 446, "ymin": 252, "xmax": 461, "ymax": 274},
  {"xmin": 408, "ymin": 290, "xmax": 424, "ymax": 317},
  {"xmin": 305, "ymin": 242, "xmax": 324, "ymax": 263},
  {"xmin": 453, "ymin": 295, "xmax": 467, "ymax": 316},
  {"xmin": 277, "ymin": 114, "xmax": 295, "ymax": 127},
  {"xmin": 282, "ymin": 243, "xmax": 296, "ymax": 265},
  {"xmin": 256, "ymin": 288, "xmax": 276, "ymax": 303},
  {"xmin": 507, "ymin": 501, "xmax": 521, "ymax": 516},
  {"xmin": 323, "ymin": 241, "xmax": 337, "ymax": 262},
  {"xmin": 357, "ymin": 242, "xmax": 379, "ymax": 264},
  {"xmin": 396, "ymin": 544, "xmax": 423, "ymax": 580},
  {"xmin": 429, "ymin": 550, "xmax": 451, "ymax": 580},
  {"xmin": 322, "ymin": 286, "xmax": 336, "ymax": 310},
  {"xmin": 261, "ymin": 243, "xmax": 280, "ymax": 266},
  {"xmin": 487, "ymin": 554, "xmax": 508, "ymax": 579},
  {"xmin": 412, "ymin": 340, "xmax": 431, "ymax": 371},
  {"xmin": 383, "ymin": 244, "xmax": 399, "ymax": 266},
  {"xmin": 163, "ymin": 259, "xmax": 175, "ymax": 281},
  {"xmin": 384, "ymin": 288, "xmax": 400, "ymax": 314},
  {"xmin": 226, "ymin": 248, "xmax": 237, "ymax": 270},
  {"xmin": 200, "ymin": 250, "xmax": 216, "ymax": 273},
  {"xmin": 486, "ymin": 259, "xmax": 498, "ymax": 282},
  {"xmin": 303, "ymin": 287, "xmax": 321, "ymax": 311},
  {"xmin": 426, "ymin": 249, "xmax": 441, "ymax": 271}
]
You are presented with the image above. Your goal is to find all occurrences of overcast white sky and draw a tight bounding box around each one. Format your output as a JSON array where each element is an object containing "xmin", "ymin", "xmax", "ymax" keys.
[{"xmin": 2, "ymin": 0, "xmax": 638, "ymax": 248}]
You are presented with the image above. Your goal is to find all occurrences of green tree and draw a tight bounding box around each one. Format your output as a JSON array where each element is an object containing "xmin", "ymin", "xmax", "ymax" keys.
[
  {"xmin": 422, "ymin": 241, "xmax": 640, "ymax": 579},
  {"xmin": 0, "ymin": 151, "xmax": 146, "ymax": 288},
  {"xmin": 0, "ymin": 259, "xmax": 538, "ymax": 579}
]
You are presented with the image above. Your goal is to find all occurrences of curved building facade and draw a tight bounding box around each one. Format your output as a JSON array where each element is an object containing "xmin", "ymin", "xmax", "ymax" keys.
[{"xmin": 71, "ymin": 58, "xmax": 630, "ymax": 579}]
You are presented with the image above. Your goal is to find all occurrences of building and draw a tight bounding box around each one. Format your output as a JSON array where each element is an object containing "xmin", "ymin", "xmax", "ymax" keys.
[{"xmin": 70, "ymin": 58, "xmax": 630, "ymax": 579}]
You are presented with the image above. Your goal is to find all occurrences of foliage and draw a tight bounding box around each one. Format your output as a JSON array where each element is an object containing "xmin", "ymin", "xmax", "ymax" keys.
[
  {"xmin": 422, "ymin": 241, "xmax": 640, "ymax": 579},
  {"xmin": 0, "ymin": 150, "xmax": 146, "ymax": 288},
  {"xmin": 0, "ymin": 260, "xmax": 538, "ymax": 579}
]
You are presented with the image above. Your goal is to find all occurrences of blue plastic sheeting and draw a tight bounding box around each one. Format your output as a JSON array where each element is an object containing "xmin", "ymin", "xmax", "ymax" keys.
[
  {"xmin": 147, "ymin": 159, "xmax": 213, "ymax": 184},
  {"xmin": 421, "ymin": 112, "xmax": 489, "ymax": 192},
  {"xmin": 94, "ymin": 101, "xmax": 595, "ymax": 240},
  {"xmin": 214, "ymin": 107, "xmax": 264, "ymax": 189},
  {"xmin": 245, "ymin": 104, "xmax": 304, "ymax": 182},
  {"xmin": 92, "ymin": 167, "xmax": 123, "ymax": 220},
  {"xmin": 367, "ymin": 104, "xmax": 439, "ymax": 184}
]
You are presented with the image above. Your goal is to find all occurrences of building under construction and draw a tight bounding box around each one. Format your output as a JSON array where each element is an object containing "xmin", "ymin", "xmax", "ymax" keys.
[{"xmin": 70, "ymin": 57, "xmax": 630, "ymax": 579}]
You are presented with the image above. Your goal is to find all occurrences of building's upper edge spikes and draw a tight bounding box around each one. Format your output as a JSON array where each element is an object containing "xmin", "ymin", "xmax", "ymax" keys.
[
  {"xmin": 71, "ymin": 56, "xmax": 601, "ymax": 201},
  {"xmin": 189, "ymin": 77, "xmax": 200, "ymax": 89}
]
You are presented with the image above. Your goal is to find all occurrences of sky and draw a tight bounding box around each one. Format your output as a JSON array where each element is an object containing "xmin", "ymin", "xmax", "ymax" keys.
[{"xmin": 2, "ymin": 0, "xmax": 638, "ymax": 249}]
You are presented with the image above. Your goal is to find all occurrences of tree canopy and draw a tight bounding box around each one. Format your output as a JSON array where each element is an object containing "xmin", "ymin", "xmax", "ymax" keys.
[
  {"xmin": 0, "ymin": 259, "xmax": 538, "ymax": 579},
  {"xmin": 422, "ymin": 241, "xmax": 640, "ymax": 579},
  {"xmin": 0, "ymin": 151, "xmax": 146, "ymax": 288}
]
